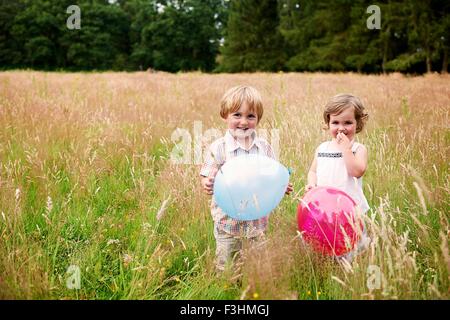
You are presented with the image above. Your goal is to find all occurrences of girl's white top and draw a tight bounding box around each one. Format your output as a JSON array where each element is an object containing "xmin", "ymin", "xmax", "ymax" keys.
[{"xmin": 316, "ymin": 141, "xmax": 370, "ymax": 214}]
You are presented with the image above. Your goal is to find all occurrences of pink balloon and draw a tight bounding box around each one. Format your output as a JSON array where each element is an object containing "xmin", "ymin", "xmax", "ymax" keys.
[{"xmin": 297, "ymin": 186, "xmax": 363, "ymax": 256}]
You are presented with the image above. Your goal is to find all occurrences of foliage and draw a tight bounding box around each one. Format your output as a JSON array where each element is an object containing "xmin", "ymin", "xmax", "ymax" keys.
[{"xmin": 0, "ymin": 0, "xmax": 448, "ymax": 73}]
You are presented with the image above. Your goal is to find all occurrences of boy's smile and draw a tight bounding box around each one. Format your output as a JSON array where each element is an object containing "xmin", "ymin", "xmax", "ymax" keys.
[{"xmin": 224, "ymin": 102, "xmax": 258, "ymax": 139}]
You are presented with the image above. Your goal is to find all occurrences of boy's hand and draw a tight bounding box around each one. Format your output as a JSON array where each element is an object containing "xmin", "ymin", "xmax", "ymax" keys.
[
  {"xmin": 201, "ymin": 167, "xmax": 218, "ymax": 195},
  {"xmin": 285, "ymin": 183, "xmax": 293, "ymax": 195},
  {"xmin": 201, "ymin": 176, "xmax": 214, "ymax": 195}
]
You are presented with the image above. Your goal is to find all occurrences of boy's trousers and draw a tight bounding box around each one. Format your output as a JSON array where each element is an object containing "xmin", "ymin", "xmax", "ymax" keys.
[{"xmin": 213, "ymin": 224, "xmax": 265, "ymax": 272}]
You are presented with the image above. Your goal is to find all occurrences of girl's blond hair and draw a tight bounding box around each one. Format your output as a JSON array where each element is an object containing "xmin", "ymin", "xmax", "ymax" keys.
[
  {"xmin": 220, "ymin": 85, "xmax": 263, "ymax": 122},
  {"xmin": 323, "ymin": 94, "xmax": 369, "ymax": 133}
]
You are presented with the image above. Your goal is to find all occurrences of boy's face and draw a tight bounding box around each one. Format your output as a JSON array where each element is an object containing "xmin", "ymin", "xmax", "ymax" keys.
[
  {"xmin": 224, "ymin": 102, "xmax": 258, "ymax": 138},
  {"xmin": 328, "ymin": 106, "xmax": 357, "ymax": 142}
]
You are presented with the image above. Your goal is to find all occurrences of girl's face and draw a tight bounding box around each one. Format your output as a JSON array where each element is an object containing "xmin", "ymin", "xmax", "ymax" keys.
[
  {"xmin": 328, "ymin": 106, "xmax": 357, "ymax": 141},
  {"xmin": 224, "ymin": 102, "xmax": 258, "ymax": 138}
]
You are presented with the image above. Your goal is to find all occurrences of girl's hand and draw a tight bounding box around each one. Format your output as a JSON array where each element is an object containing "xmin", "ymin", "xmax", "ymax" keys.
[
  {"xmin": 305, "ymin": 183, "xmax": 316, "ymax": 192},
  {"xmin": 285, "ymin": 183, "xmax": 293, "ymax": 195},
  {"xmin": 336, "ymin": 132, "xmax": 352, "ymax": 152}
]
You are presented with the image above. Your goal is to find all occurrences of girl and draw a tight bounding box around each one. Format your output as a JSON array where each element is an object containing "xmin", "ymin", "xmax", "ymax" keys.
[{"xmin": 306, "ymin": 93, "xmax": 370, "ymax": 262}]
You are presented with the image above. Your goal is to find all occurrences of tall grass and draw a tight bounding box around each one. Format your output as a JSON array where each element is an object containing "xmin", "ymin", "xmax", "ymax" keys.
[{"xmin": 0, "ymin": 71, "xmax": 448, "ymax": 299}]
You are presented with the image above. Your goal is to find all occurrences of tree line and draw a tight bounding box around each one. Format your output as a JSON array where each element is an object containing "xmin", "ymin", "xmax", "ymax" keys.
[{"xmin": 0, "ymin": 0, "xmax": 448, "ymax": 73}]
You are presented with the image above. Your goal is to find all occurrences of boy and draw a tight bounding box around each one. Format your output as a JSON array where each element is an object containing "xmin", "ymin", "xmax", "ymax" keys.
[{"xmin": 200, "ymin": 85, "xmax": 293, "ymax": 272}]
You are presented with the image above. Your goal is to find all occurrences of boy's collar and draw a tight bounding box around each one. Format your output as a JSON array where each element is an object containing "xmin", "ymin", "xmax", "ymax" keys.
[{"xmin": 224, "ymin": 129, "xmax": 262, "ymax": 152}]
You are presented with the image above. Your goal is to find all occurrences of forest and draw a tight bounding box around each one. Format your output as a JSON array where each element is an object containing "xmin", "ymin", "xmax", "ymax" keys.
[{"xmin": 0, "ymin": 0, "xmax": 448, "ymax": 73}]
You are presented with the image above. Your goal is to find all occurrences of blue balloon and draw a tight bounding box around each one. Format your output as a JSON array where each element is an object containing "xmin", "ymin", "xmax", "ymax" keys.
[{"xmin": 213, "ymin": 154, "xmax": 290, "ymax": 221}]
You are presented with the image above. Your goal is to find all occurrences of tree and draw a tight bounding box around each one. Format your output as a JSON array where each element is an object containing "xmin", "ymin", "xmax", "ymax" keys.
[
  {"xmin": 129, "ymin": 0, "xmax": 224, "ymax": 72},
  {"xmin": 383, "ymin": 0, "xmax": 447, "ymax": 73},
  {"xmin": 123, "ymin": 0, "xmax": 158, "ymax": 70},
  {"xmin": 10, "ymin": 0, "xmax": 64, "ymax": 69},
  {"xmin": 344, "ymin": 0, "xmax": 383, "ymax": 73},
  {"xmin": 0, "ymin": 0, "xmax": 25, "ymax": 68},
  {"xmin": 436, "ymin": 14, "xmax": 450, "ymax": 73},
  {"xmin": 60, "ymin": 0, "xmax": 131, "ymax": 70},
  {"xmin": 0, "ymin": 0, "xmax": 448, "ymax": 73},
  {"xmin": 280, "ymin": 0, "xmax": 356, "ymax": 72},
  {"xmin": 220, "ymin": 0, "xmax": 285, "ymax": 72}
]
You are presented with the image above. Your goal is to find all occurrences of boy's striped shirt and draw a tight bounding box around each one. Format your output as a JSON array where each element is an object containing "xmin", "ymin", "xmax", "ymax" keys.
[{"xmin": 200, "ymin": 130, "xmax": 276, "ymax": 237}]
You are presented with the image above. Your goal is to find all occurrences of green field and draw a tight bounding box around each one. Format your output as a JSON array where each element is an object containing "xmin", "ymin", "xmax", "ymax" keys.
[{"xmin": 0, "ymin": 71, "xmax": 448, "ymax": 299}]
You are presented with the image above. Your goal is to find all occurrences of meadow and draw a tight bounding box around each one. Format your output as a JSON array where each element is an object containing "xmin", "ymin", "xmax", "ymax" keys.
[{"xmin": 0, "ymin": 71, "xmax": 448, "ymax": 299}]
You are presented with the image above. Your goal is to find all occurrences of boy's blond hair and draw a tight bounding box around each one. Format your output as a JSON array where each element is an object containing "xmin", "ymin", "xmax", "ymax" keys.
[
  {"xmin": 323, "ymin": 93, "xmax": 369, "ymax": 133},
  {"xmin": 220, "ymin": 85, "xmax": 264, "ymax": 123}
]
